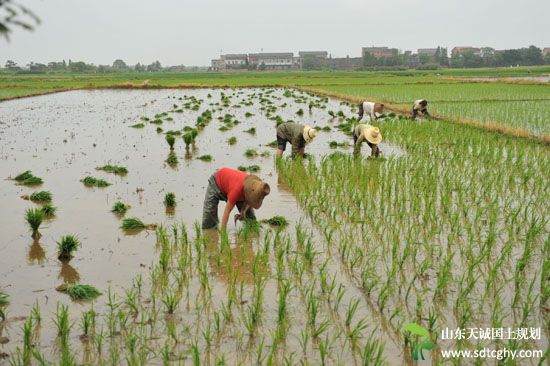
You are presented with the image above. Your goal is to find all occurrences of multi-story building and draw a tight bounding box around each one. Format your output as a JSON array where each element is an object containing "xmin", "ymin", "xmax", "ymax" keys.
[
  {"xmin": 417, "ymin": 48, "xmax": 438, "ymax": 57},
  {"xmin": 248, "ymin": 53, "xmax": 295, "ymax": 70},
  {"xmin": 451, "ymin": 47, "xmax": 481, "ymax": 57},
  {"xmin": 361, "ymin": 47, "xmax": 398, "ymax": 58}
]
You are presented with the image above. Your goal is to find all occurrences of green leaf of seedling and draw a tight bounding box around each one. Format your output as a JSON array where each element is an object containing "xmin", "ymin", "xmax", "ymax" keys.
[
  {"xmin": 416, "ymin": 342, "xmax": 436, "ymax": 361},
  {"xmin": 402, "ymin": 323, "xmax": 430, "ymax": 339}
]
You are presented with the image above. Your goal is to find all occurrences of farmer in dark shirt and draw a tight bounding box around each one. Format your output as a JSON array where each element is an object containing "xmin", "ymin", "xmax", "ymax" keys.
[{"xmin": 276, "ymin": 122, "xmax": 317, "ymax": 158}]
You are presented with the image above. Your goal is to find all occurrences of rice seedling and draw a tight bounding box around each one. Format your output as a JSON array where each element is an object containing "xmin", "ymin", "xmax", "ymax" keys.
[
  {"xmin": 266, "ymin": 140, "xmax": 278, "ymax": 148},
  {"xmin": 57, "ymin": 284, "xmax": 101, "ymax": 301},
  {"xmin": 165, "ymin": 152, "xmax": 178, "ymax": 165},
  {"xmin": 112, "ymin": 200, "xmax": 129, "ymax": 214},
  {"xmin": 156, "ymin": 126, "xmax": 163, "ymax": 133},
  {"xmin": 164, "ymin": 192, "xmax": 176, "ymax": 207},
  {"xmin": 96, "ymin": 165, "xmax": 128, "ymax": 175},
  {"xmin": 56, "ymin": 234, "xmax": 80, "ymax": 260},
  {"xmin": 28, "ymin": 190, "xmax": 52, "ymax": 203},
  {"xmin": 244, "ymin": 127, "xmax": 256, "ymax": 135},
  {"xmin": 0, "ymin": 289, "xmax": 8, "ymax": 321},
  {"xmin": 165, "ymin": 134, "xmax": 176, "ymax": 150},
  {"xmin": 81, "ymin": 176, "xmax": 111, "ymax": 187},
  {"xmin": 197, "ymin": 154, "xmax": 213, "ymax": 162},
  {"xmin": 40, "ymin": 203, "xmax": 56, "ymax": 218},
  {"xmin": 245, "ymin": 112, "xmax": 254, "ymax": 117},
  {"xmin": 245, "ymin": 149, "xmax": 258, "ymax": 158},
  {"xmin": 25, "ymin": 208, "xmax": 43, "ymax": 239},
  {"xmin": 296, "ymin": 108, "xmax": 304, "ymax": 116},
  {"xmin": 130, "ymin": 123, "xmax": 145, "ymax": 128},
  {"xmin": 228, "ymin": 136, "xmax": 237, "ymax": 145},
  {"xmin": 183, "ymin": 132, "xmax": 194, "ymax": 149}
]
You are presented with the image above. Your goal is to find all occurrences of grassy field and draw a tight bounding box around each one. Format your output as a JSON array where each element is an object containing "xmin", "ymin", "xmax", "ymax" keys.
[
  {"xmin": 1, "ymin": 67, "xmax": 549, "ymax": 139},
  {"xmin": 0, "ymin": 71, "xmax": 549, "ymax": 364}
]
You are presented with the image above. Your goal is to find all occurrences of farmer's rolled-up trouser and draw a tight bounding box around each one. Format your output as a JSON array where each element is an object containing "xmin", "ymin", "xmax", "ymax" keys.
[{"xmin": 202, "ymin": 171, "xmax": 256, "ymax": 229}]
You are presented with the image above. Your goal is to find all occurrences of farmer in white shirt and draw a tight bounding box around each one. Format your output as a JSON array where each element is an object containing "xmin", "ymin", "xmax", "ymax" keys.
[
  {"xmin": 358, "ymin": 101, "xmax": 384, "ymax": 121},
  {"xmin": 411, "ymin": 99, "xmax": 430, "ymax": 119}
]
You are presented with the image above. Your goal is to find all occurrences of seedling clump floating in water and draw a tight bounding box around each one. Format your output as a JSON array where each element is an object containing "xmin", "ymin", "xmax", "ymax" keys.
[
  {"xmin": 228, "ymin": 136, "xmax": 237, "ymax": 145},
  {"xmin": 262, "ymin": 215, "xmax": 289, "ymax": 226},
  {"xmin": 197, "ymin": 155, "xmax": 213, "ymax": 162},
  {"xmin": 112, "ymin": 201, "xmax": 129, "ymax": 214},
  {"xmin": 56, "ymin": 284, "xmax": 101, "ymax": 301},
  {"xmin": 25, "ymin": 208, "xmax": 44, "ymax": 239},
  {"xmin": 96, "ymin": 165, "xmax": 128, "ymax": 175},
  {"xmin": 164, "ymin": 192, "xmax": 176, "ymax": 207},
  {"xmin": 130, "ymin": 123, "xmax": 145, "ymax": 128},
  {"xmin": 245, "ymin": 149, "xmax": 258, "ymax": 158},
  {"xmin": 81, "ymin": 176, "xmax": 111, "ymax": 187},
  {"xmin": 120, "ymin": 217, "xmax": 156, "ymax": 231},
  {"xmin": 14, "ymin": 171, "xmax": 43, "ymax": 186},
  {"xmin": 23, "ymin": 190, "xmax": 53, "ymax": 203}
]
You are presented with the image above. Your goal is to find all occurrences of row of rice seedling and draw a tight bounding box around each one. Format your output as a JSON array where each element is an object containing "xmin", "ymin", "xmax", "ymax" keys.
[
  {"xmin": 4, "ymin": 218, "xmax": 393, "ymax": 364},
  {"xmin": 276, "ymin": 117, "xmax": 549, "ymax": 358}
]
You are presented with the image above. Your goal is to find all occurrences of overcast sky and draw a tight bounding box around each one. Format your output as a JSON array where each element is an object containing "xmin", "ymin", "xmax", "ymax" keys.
[{"xmin": 1, "ymin": 0, "xmax": 549, "ymax": 66}]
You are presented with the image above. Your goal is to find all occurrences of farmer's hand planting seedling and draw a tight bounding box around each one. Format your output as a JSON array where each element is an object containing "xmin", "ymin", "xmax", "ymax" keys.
[
  {"xmin": 411, "ymin": 99, "xmax": 430, "ymax": 119},
  {"xmin": 353, "ymin": 124, "xmax": 382, "ymax": 157},
  {"xmin": 358, "ymin": 100, "xmax": 384, "ymax": 121},
  {"xmin": 202, "ymin": 167, "xmax": 270, "ymax": 230},
  {"xmin": 276, "ymin": 122, "xmax": 317, "ymax": 158}
]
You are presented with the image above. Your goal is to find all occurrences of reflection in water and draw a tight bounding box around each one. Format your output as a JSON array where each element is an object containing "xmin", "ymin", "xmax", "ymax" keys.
[
  {"xmin": 58, "ymin": 261, "xmax": 80, "ymax": 284},
  {"xmin": 165, "ymin": 207, "xmax": 176, "ymax": 217},
  {"xmin": 203, "ymin": 229, "xmax": 269, "ymax": 284},
  {"xmin": 28, "ymin": 240, "xmax": 46, "ymax": 265}
]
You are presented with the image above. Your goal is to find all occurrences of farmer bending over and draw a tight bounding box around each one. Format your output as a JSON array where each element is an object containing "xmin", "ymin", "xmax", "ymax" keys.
[
  {"xmin": 276, "ymin": 122, "xmax": 317, "ymax": 158},
  {"xmin": 358, "ymin": 101, "xmax": 384, "ymax": 121},
  {"xmin": 411, "ymin": 99, "xmax": 430, "ymax": 119},
  {"xmin": 353, "ymin": 123, "xmax": 382, "ymax": 157},
  {"xmin": 202, "ymin": 167, "xmax": 270, "ymax": 230}
]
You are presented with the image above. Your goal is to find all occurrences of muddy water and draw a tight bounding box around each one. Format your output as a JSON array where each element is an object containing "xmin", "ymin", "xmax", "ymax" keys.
[
  {"xmin": 0, "ymin": 88, "xmax": 405, "ymax": 362},
  {"xmin": 464, "ymin": 75, "xmax": 550, "ymax": 83}
]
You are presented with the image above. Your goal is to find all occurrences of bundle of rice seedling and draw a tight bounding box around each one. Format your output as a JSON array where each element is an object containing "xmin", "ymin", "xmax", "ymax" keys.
[
  {"xmin": 166, "ymin": 134, "xmax": 176, "ymax": 150},
  {"xmin": 197, "ymin": 155, "xmax": 213, "ymax": 162},
  {"xmin": 25, "ymin": 208, "xmax": 44, "ymax": 239},
  {"xmin": 228, "ymin": 136, "xmax": 237, "ymax": 145},
  {"xmin": 56, "ymin": 284, "xmax": 101, "ymax": 301},
  {"xmin": 245, "ymin": 149, "xmax": 258, "ymax": 158},
  {"xmin": 120, "ymin": 217, "xmax": 156, "ymax": 231},
  {"xmin": 262, "ymin": 216, "xmax": 289, "ymax": 226},
  {"xmin": 57, "ymin": 235, "xmax": 80, "ymax": 261},
  {"xmin": 29, "ymin": 191, "xmax": 53, "ymax": 203},
  {"xmin": 81, "ymin": 176, "xmax": 111, "ymax": 187},
  {"xmin": 112, "ymin": 201, "xmax": 129, "ymax": 214},
  {"xmin": 164, "ymin": 192, "xmax": 176, "ymax": 207},
  {"xmin": 96, "ymin": 165, "xmax": 128, "ymax": 175},
  {"xmin": 0, "ymin": 289, "xmax": 8, "ymax": 321},
  {"xmin": 166, "ymin": 153, "xmax": 178, "ymax": 165},
  {"xmin": 13, "ymin": 170, "xmax": 33, "ymax": 181},
  {"xmin": 41, "ymin": 203, "xmax": 57, "ymax": 217},
  {"xmin": 130, "ymin": 123, "xmax": 145, "ymax": 128},
  {"xmin": 244, "ymin": 128, "xmax": 256, "ymax": 135}
]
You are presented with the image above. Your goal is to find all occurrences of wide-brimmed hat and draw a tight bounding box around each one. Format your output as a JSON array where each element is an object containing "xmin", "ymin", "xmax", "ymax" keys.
[
  {"xmin": 303, "ymin": 125, "xmax": 317, "ymax": 144},
  {"xmin": 243, "ymin": 175, "xmax": 270, "ymax": 209},
  {"xmin": 363, "ymin": 125, "xmax": 382, "ymax": 145}
]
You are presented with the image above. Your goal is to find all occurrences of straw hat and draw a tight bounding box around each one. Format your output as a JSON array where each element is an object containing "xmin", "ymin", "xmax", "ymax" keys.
[
  {"xmin": 243, "ymin": 175, "xmax": 270, "ymax": 209},
  {"xmin": 303, "ymin": 125, "xmax": 317, "ymax": 144},
  {"xmin": 363, "ymin": 125, "xmax": 382, "ymax": 144}
]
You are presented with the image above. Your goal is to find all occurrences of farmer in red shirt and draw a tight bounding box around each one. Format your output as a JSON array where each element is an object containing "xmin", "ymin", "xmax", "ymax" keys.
[{"xmin": 202, "ymin": 168, "xmax": 271, "ymax": 230}]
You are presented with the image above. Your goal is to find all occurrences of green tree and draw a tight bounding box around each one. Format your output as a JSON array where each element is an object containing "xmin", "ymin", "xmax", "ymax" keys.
[
  {"xmin": 112, "ymin": 59, "xmax": 128, "ymax": 70},
  {"xmin": 4, "ymin": 59, "xmax": 18, "ymax": 70},
  {"xmin": 522, "ymin": 45, "xmax": 543, "ymax": 65}
]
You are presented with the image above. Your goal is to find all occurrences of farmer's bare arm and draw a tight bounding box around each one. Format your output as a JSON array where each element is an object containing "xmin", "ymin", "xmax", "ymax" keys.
[
  {"xmin": 235, "ymin": 204, "xmax": 249, "ymax": 221},
  {"xmin": 221, "ymin": 201, "xmax": 236, "ymax": 228}
]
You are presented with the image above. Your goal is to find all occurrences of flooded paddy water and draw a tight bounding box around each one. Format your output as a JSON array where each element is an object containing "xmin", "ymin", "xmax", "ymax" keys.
[{"xmin": 0, "ymin": 88, "xmax": 409, "ymax": 364}]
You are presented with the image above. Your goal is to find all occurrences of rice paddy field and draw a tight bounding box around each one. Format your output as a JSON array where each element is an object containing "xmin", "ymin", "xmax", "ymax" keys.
[{"xmin": 0, "ymin": 70, "xmax": 549, "ymax": 365}]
